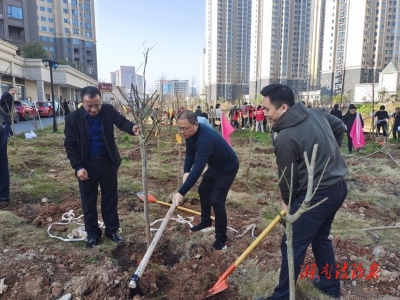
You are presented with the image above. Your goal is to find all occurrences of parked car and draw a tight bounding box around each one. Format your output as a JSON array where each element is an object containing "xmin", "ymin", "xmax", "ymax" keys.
[
  {"xmin": 0, "ymin": 108, "xmax": 20, "ymax": 124},
  {"xmin": 14, "ymin": 100, "xmax": 38, "ymax": 121},
  {"xmin": 36, "ymin": 102, "xmax": 54, "ymax": 117}
]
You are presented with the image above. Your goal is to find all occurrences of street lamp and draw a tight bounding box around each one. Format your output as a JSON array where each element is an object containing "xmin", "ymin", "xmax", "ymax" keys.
[{"xmin": 42, "ymin": 58, "xmax": 59, "ymax": 132}]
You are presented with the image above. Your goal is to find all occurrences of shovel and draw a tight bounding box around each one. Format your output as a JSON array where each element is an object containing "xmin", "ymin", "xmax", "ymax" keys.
[
  {"xmin": 205, "ymin": 210, "xmax": 286, "ymax": 298},
  {"xmin": 137, "ymin": 192, "xmax": 215, "ymax": 221},
  {"xmin": 128, "ymin": 201, "xmax": 177, "ymax": 298}
]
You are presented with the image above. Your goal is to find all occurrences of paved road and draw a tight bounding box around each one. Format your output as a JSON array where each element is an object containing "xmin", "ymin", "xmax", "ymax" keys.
[{"xmin": 2, "ymin": 116, "xmax": 65, "ymax": 135}]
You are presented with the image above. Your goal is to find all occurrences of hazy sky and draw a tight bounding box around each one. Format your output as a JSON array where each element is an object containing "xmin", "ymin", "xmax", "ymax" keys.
[{"xmin": 95, "ymin": 0, "xmax": 205, "ymax": 92}]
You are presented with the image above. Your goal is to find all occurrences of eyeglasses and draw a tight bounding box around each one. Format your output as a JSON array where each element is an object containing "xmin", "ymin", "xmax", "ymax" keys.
[
  {"xmin": 178, "ymin": 124, "xmax": 195, "ymax": 132},
  {"xmin": 83, "ymin": 104, "xmax": 102, "ymax": 111}
]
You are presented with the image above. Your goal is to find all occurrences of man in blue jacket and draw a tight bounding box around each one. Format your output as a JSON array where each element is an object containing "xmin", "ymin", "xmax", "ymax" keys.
[
  {"xmin": 64, "ymin": 86, "xmax": 139, "ymax": 249},
  {"xmin": 172, "ymin": 110, "xmax": 239, "ymax": 250}
]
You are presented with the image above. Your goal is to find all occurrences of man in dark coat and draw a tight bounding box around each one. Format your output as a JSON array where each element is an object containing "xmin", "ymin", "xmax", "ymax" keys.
[
  {"xmin": 329, "ymin": 104, "xmax": 342, "ymax": 120},
  {"xmin": 342, "ymin": 104, "xmax": 364, "ymax": 154},
  {"xmin": 64, "ymin": 86, "xmax": 139, "ymax": 248},
  {"xmin": 0, "ymin": 86, "xmax": 16, "ymax": 137},
  {"xmin": 255, "ymin": 84, "xmax": 348, "ymax": 300},
  {"xmin": 172, "ymin": 110, "xmax": 239, "ymax": 250},
  {"xmin": 393, "ymin": 107, "xmax": 400, "ymax": 140},
  {"xmin": 195, "ymin": 106, "xmax": 202, "ymax": 116}
]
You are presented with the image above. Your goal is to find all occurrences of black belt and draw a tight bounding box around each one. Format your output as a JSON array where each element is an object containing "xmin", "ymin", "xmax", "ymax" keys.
[{"xmin": 89, "ymin": 156, "xmax": 109, "ymax": 160}]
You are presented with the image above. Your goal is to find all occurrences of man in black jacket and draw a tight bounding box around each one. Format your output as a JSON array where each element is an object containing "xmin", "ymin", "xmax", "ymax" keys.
[
  {"xmin": 393, "ymin": 107, "xmax": 400, "ymax": 140},
  {"xmin": 64, "ymin": 86, "xmax": 139, "ymax": 248},
  {"xmin": 172, "ymin": 110, "xmax": 239, "ymax": 250},
  {"xmin": 329, "ymin": 104, "xmax": 342, "ymax": 120},
  {"xmin": 0, "ymin": 86, "xmax": 16, "ymax": 137},
  {"xmin": 255, "ymin": 84, "xmax": 348, "ymax": 300},
  {"xmin": 342, "ymin": 104, "xmax": 364, "ymax": 154},
  {"xmin": 0, "ymin": 126, "xmax": 10, "ymax": 203}
]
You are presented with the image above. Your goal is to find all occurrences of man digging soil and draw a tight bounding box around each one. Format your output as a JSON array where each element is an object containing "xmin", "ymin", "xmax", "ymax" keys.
[
  {"xmin": 255, "ymin": 84, "xmax": 348, "ymax": 300},
  {"xmin": 172, "ymin": 110, "xmax": 239, "ymax": 250}
]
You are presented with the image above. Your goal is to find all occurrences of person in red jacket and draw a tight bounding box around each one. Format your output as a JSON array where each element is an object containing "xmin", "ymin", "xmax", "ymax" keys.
[
  {"xmin": 255, "ymin": 105, "xmax": 264, "ymax": 132},
  {"xmin": 248, "ymin": 105, "xmax": 254, "ymax": 127},
  {"xmin": 232, "ymin": 109, "xmax": 240, "ymax": 128}
]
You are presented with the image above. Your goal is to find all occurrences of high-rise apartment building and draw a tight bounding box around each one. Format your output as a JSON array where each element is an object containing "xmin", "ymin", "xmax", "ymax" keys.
[
  {"xmin": 321, "ymin": 0, "xmax": 400, "ymax": 97},
  {"xmin": 155, "ymin": 80, "xmax": 189, "ymax": 98},
  {"xmin": 0, "ymin": 0, "xmax": 39, "ymax": 49},
  {"xmin": 249, "ymin": 0, "xmax": 313, "ymax": 99},
  {"xmin": 110, "ymin": 66, "xmax": 135, "ymax": 88},
  {"xmin": 36, "ymin": 0, "xmax": 98, "ymax": 79},
  {"xmin": 202, "ymin": 0, "xmax": 252, "ymax": 103}
]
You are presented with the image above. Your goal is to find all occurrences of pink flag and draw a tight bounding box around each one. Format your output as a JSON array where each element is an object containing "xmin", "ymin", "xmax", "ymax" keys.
[
  {"xmin": 221, "ymin": 113, "xmax": 235, "ymax": 146},
  {"xmin": 350, "ymin": 112, "xmax": 365, "ymax": 149}
]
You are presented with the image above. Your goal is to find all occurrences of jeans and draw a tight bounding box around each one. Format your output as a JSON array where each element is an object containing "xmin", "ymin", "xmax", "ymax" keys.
[
  {"xmin": 78, "ymin": 157, "xmax": 120, "ymax": 239},
  {"xmin": 0, "ymin": 126, "xmax": 10, "ymax": 199},
  {"xmin": 256, "ymin": 121, "xmax": 264, "ymax": 132},
  {"xmin": 269, "ymin": 180, "xmax": 347, "ymax": 300},
  {"xmin": 197, "ymin": 165, "xmax": 239, "ymax": 243},
  {"xmin": 1, "ymin": 111, "xmax": 13, "ymax": 137}
]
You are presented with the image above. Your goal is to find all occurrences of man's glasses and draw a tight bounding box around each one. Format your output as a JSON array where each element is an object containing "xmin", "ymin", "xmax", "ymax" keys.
[
  {"xmin": 178, "ymin": 124, "xmax": 195, "ymax": 132},
  {"xmin": 83, "ymin": 104, "xmax": 102, "ymax": 111}
]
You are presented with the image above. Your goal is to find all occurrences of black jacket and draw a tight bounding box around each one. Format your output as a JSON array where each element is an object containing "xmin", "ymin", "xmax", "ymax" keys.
[
  {"xmin": 342, "ymin": 112, "xmax": 364, "ymax": 133},
  {"xmin": 0, "ymin": 92, "xmax": 14, "ymax": 114},
  {"xmin": 64, "ymin": 104, "xmax": 135, "ymax": 172},
  {"xmin": 330, "ymin": 108, "xmax": 342, "ymax": 120},
  {"xmin": 394, "ymin": 112, "xmax": 400, "ymax": 127},
  {"xmin": 272, "ymin": 102, "xmax": 348, "ymax": 205}
]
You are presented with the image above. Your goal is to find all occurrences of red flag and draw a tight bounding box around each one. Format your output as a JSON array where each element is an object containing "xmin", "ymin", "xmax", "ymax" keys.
[{"xmin": 221, "ymin": 113, "xmax": 234, "ymax": 146}]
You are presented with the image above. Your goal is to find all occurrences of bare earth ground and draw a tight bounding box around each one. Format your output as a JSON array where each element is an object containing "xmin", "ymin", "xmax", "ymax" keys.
[{"xmin": 0, "ymin": 124, "xmax": 400, "ymax": 300}]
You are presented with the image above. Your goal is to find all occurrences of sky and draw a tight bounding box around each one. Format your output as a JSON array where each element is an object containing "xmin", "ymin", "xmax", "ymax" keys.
[{"xmin": 95, "ymin": 0, "xmax": 205, "ymax": 92}]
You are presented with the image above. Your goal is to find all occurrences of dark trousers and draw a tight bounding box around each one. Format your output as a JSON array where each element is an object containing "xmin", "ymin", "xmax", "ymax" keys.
[
  {"xmin": 197, "ymin": 165, "xmax": 239, "ymax": 243},
  {"xmin": 233, "ymin": 120, "xmax": 239, "ymax": 128},
  {"xmin": 0, "ymin": 127, "xmax": 10, "ymax": 199},
  {"xmin": 241, "ymin": 117, "xmax": 248, "ymax": 128},
  {"xmin": 393, "ymin": 125, "xmax": 400, "ymax": 140},
  {"xmin": 270, "ymin": 180, "xmax": 347, "ymax": 300},
  {"xmin": 78, "ymin": 158, "xmax": 119, "ymax": 239},
  {"xmin": 376, "ymin": 121, "xmax": 387, "ymax": 136},
  {"xmin": 347, "ymin": 132, "xmax": 353, "ymax": 153},
  {"xmin": 1, "ymin": 111, "xmax": 13, "ymax": 137}
]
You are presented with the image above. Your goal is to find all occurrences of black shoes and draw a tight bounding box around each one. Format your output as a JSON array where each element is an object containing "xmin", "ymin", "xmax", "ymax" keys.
[
  {"xmin": 190, "ymin": 222, "xmax": 212, "ymax": 232},
  {"xmin": 86, "ymin": 238, "xmax": 100, "ymax": 249},
  {"xmin": 0, "ymin": 198, "xmax": 10, "ymax": 202},
  {"xmin": 105, "ymin": 233, "xmax": 123, "ymax": 243},
  {"xmin": 312, "ymin": 277, "xmax": 340, "ymax": 299},
  {"xmin": 212, "ymin": 240, "xmax": 227, "ymax": 250}
]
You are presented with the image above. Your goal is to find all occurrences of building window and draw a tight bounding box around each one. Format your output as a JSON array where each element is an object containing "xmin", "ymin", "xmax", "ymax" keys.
[
  {"xmin": 84, "ymin": 4, "xmax": 90, "ymax": 11},
  {"xmin": 49, "ymin": 27, "xmax": 54, "ymax": 33},
  {"xmin": 49, "ymin": 47, "xmax": 55, "ymax": 52},
  {"xmin": 64, "ymin": 18, "xmax": 68, "ymax": 23},
  {"xmin": 47, "ymin": 8, "xmax": 52, "ymax": 13},
  {"xmin": 49, "ymin": 37, "xmax": 54, "ymax": 42},
  {"xmin": 48, "ymin": 18, "xmax": 53, "ymax": 23},
  {"xmin": 63, "ymin": 0, "xmax": 67, "ymax": 3},
  {"xmin": 42, "ymin": 36, "xmax": 48, "ymax": 41},
  {"xmin": 65, "ymin": 38, "xmax": 70, "ymax": 43},
  {"xmin": 73, "ymin": 28, "xmax": 79, "ymax": 34},
  {"xmin": 73, "ymin": 38, "xmax": 80, "ymax": 45},
  {"xmin": 7, "ymin": 6, "xmax": 23, "ymax": 19},
  {"xmin": 71, "ymin": 0, "xmax": 77, "ymax": 6},
  {"xmin": 85, "ymin": 22, "xmax": 91, "ymax": 29},
  {"xmin": 47, "ymin": 0, "xmax": 52, "ymax": 2},
  {"xmin": 72, "ymin": 9, "xmax": 78, "ymax": 16},
  {"xmin": 40, "ymin": 6, "xmax": 45, "ymax": 11},
  {"xmin": 86, "ymin": 41, "xmax": 92, "ymax": 47},
  {"xmin": 72, "ymin": 19, "xmax": 78, "ymax": 25},
  {"xmin": 85, "ymin": 32, "xmax": 92, "ymax": 37},
  {"xmin": 66, "ymin": 47, "xmax": 70, "ymax": 52},
  {"xmin": 41, "ymin": 16, "xmax": 46, "ymax": 21},
  {"xmin": 41, "ymin": 26, "xmax": 47, "ymax": 31},
  {"xmin": 84, "ymin": 13, "xmax": 91, "ymax": 19},
  {"xmin": 44, "ymin": 46, "xmax": 48, "ymax": 51},
  {"xmin": 63, "ymin": 8, "xmax": 68, "ymax": 13},
  {"xmin": 64, "ymin": 28, "xmax": 69, "ymax": 33}
]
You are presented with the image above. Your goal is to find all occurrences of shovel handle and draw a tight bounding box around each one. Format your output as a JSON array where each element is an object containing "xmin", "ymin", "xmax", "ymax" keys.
[
  {"xmin": 234, "ymin": 210, "xmax": 286, "ymax": 267},
  {"xmin": 133, "ymin": 202, "xmax": 177, "ymax": 279}
]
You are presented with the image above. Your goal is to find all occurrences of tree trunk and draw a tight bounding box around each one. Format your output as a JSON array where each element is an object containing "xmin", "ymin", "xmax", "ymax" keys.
[{"xmin": 139, "ymin": 133, "xmax": 151, "ymax": 247}]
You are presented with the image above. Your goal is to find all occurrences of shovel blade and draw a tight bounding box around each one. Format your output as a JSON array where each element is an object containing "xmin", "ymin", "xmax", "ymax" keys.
[
  {"xmin": 137, "ymin": 192, "xmax": 157, "ymax": 203},
  {"xmin": 207, "ymin": 279, "xmax": 228, "ymax": 296}
]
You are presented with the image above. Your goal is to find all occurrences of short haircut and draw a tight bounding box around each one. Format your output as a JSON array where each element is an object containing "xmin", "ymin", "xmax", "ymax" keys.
[
  {"xmin": 334, "ymin": 104, "xmax": 339, "ymax": 109},
  {"xmin": 380, "ymin": 105, "xmax": 385, "ymax": 110},
  {"xmin": 81, "ymin": 86, "xmax": 101, "ymax": 100},
  {"xmin": 8, "ymin": 86, "xmax": 15, "ymax": 91},
  {"xmin": 177, "ymin": 110, "xmax": 197, "ymax": 125},
  {"xmin": 260, "ymin": 84, "xmax": 295, "ymax": 109},
  {"xmin": 216, "ymin": 103, "xmax": 220, "ymax": 109}
]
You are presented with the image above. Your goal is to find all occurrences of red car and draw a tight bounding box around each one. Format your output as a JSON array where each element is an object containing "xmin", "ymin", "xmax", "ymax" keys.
[
  {"xmin": 14, "ymin": 100, "xmax": 38, "ymax": 121},
  {"xmin": 36, "ymin": 102, "xmax": 54, "ymax": 117}
]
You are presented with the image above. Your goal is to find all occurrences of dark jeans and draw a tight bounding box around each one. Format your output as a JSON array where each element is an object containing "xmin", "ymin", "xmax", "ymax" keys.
[
  {"xmin": 376, "ymin": 121, "xmax": 387, "ymax": 136},
  {"xmin": 0, "ymin": 126, "xmax": 10, "ymax": 199},
  {"xmin": 233, "ymin": 120, "xmax": 239, "ymax": 128},
  {"xmin": 241, "ymin": 117, "xmax": 248, "ymax": 128},
  {"xmin": 78, "ymin": 157, "xmax": 119, "ymax": 239},
  {"xmin": 347, "ymin": 132, "xmax": 353, "ymax": 153},
  {"xmin": 393, "ymin": 125, "xmax": 400, "ymax": 140},
  {"xmin": 197, "ymin": 165, "xmax": 239, "ymax": 243},
  {"xmin": 1, "ymin": 111, "xmax": 13, "ymax": 137},
  {"xmin": 270, "ymin": 180, "xmax": 347, "ymax": 300}
]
